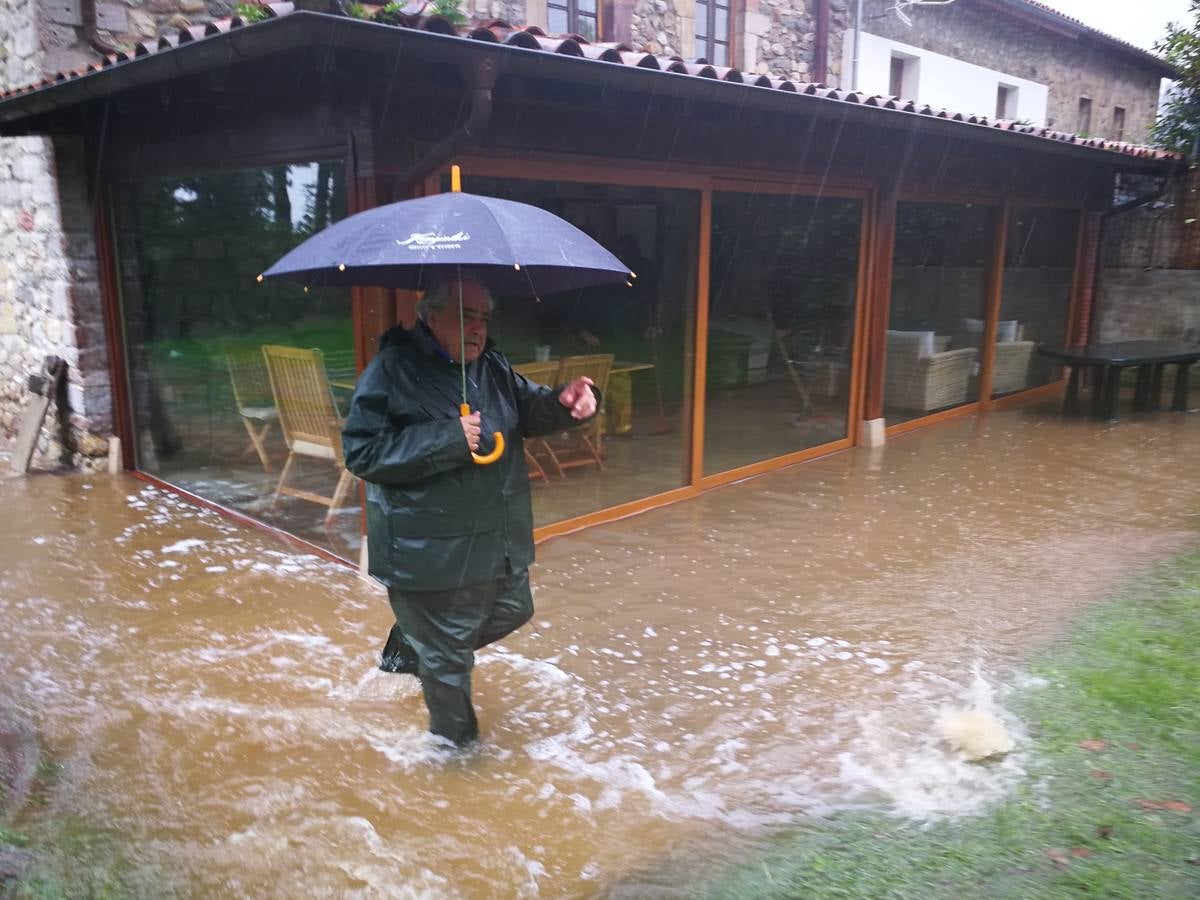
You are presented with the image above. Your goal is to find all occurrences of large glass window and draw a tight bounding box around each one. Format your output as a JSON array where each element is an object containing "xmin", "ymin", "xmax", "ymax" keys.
[
  {"xmin": 447, "ymin": 175, "xmax": 698, "ymax": 528},
  {"xmin": 114, "ymin": 162, "xmax": 356, "ymax": 558},
  {"xmin": 994, "ymin": 207, "xmax": 1078, "ymax": 397},
  {"xmin": 705, "ymin": 190, "xmax": 861, "ymax": 475},
  {"xmin": 885, "ymin": 201, "xmax": 993, "ymax": 424}
]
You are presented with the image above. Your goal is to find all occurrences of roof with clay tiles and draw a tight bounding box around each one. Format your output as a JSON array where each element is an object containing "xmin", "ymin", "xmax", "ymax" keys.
[{"xmin": 0, "ymin": 3, "xmax": 1182, "ymax": 164}]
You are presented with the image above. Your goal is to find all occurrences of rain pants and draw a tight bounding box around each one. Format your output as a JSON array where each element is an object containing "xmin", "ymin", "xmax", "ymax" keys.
[{"xmin": 342, "ymin": 323, "xmax": 598, "ymax": 744}]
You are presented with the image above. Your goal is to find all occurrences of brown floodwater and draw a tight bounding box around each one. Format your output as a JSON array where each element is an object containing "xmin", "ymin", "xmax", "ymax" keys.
[{"xmin": 2, "ymin": 404, "xmax": 1199, "ymax": 897}]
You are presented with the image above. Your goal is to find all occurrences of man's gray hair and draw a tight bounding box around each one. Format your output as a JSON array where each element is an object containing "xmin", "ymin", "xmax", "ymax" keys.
[{"xmin": 416, "ymin": 277, "xmax": 495, "ymax": 321}]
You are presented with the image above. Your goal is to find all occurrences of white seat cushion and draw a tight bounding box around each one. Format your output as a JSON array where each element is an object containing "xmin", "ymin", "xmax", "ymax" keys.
[
  {"xmin": 887, "ymin": 329, "xmax": 935, "ymax": 357},
  {"xmin": 291, "ymin": 439, "xmax": 337, "ymax": 460},
  {"xmin": 239, "ymin": 406, "xmax": 278, "ymax": 421}
]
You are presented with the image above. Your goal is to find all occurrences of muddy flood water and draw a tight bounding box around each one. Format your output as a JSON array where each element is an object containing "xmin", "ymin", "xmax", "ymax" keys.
[{"xmin": 2, "ymin": 405, "xmax": 1199, "ymax": 897}]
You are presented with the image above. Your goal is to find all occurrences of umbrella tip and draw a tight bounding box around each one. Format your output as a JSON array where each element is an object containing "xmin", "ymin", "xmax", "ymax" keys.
[
  {"xmin": 338, "ymin": 263, "xmax": 346, "ymax": 272},
  {"xmin": 514, "ymin": 263, "xmax": 520, "ymax": 271},
  {"xmin": 451, "ymin": 165, "xmax": 461, "ymax": 193},
  {"xmin": 630, "ymin": 271, "xmax": 637, "ymax": 279},
  {"xmin": 256, "ymin": 273, "xmax": 264, "ymax": 283}
]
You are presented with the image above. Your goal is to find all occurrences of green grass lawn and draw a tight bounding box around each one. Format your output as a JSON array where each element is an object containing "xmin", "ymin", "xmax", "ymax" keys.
[{"xmin": 705, "ymin": 549, "xmax": 1200, "ymax": 899}]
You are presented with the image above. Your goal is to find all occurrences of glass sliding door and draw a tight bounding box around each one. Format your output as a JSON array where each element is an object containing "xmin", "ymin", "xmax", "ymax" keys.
[
  {"xmin": 885, "ymin": 201, "xmax": 994, "ymax": 424},
  {"xmin": 993, "ymin": 207, "xmax": 1079, "ymax": 397},
  {"xmin": 449, "ymin": 175, "xmax": 698, "ymax": 528},
  {"xmin": 704, "ymin": 189, "xmax": 862, "ymax": 475},
  {"xmin": 114, "ymin": 162, "xmax": 357, "ymax": 558}
]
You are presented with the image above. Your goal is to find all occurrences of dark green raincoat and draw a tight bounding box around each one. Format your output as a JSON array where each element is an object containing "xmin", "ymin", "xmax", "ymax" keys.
[
  {"xmin": 341, "ymin": 322, "xmax": 598, "ymax": 744},
  {"xmin": 343, "ymin": 322, "xmax": 596, "ymax": 591}
]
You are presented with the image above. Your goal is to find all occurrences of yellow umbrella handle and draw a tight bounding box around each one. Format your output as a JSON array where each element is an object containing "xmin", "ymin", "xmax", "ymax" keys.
[{"xmin": 460, "ymin": 403, "xmax": 505, "ymax": 465}]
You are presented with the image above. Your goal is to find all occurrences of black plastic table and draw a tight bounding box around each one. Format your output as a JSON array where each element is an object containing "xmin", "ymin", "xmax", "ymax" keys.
[{"xmin": 1038, "ymin": 341, "xmax": 1200, "ymax": 420}]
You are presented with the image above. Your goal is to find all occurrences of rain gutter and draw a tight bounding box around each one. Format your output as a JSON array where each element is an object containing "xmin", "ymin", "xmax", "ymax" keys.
[{"xmin": 391, "ymin": 53, "xmax": 497, "ymax": 196}]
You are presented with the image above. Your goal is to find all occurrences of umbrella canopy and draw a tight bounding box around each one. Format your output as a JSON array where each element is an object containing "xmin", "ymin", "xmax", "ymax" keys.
[{"xmin": 261, "ymin": 190, "xmax": 632, "ymax": 296}]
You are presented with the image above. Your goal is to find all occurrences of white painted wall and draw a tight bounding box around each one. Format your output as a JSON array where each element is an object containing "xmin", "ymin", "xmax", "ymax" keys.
[{"xmin": 844, "ymin": 31, "xmax": 1048, "ymax": 125}]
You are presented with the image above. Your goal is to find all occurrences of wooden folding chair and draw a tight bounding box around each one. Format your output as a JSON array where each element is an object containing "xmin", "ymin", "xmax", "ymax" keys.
[
  {"xmin": 225, "ymin": 348, "xmax": 278, "ymax": 472},
  {"xmin": 549, "ymin": 353, "xmax": 614, "ymax": 473},
  {"xmin": 513, "ymin": 360, "xmax": 564, "ymax": 481},
  {"xmin": 261, "ymin": 345, "xmax": 356, "ymax": 528}
]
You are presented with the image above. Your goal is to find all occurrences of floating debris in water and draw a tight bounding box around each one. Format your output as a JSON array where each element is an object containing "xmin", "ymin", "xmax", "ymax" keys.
[{"xmin": 937, "ymin": 709, "xmax": 1015, "ymax": 761}]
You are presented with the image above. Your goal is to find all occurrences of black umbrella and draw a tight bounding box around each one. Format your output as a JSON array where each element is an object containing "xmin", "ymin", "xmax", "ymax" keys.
[
  {"xmin": 262, "ymin": 175, "xmax": 630, "ymax": 296},
  {"xmin": 260, "ymin": 167, "xmax": 633, "ymax": 464}
]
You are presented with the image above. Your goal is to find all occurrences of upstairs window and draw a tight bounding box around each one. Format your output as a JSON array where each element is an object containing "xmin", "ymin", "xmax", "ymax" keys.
[
  {"xmin": 1077, "ymin": 97, "xmax": 1093, "ymax": 135},
  {"xmin": 695, "ymin": 0, "xmax": 732, "ymax": 66},
  {"xmin": 548, "ymin": 0, "xmax": 598, "ymax": 41},
  {"xmin": 890, "ymin": 57, "xmax": 905, "ymax": 97},
  {"xmin": 888, "ymin": 52, "xmax": 919, "ymax": 98},
  {"xmin": 996, "ymin": 84, "xmax": 1018, "ymax": 119},
  {"xmin": 1113, "ymin": 106, "xmax": 1126, "ymax": 141}
]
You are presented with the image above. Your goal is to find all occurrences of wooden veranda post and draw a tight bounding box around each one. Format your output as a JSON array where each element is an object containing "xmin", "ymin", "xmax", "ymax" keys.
[
  {"xmin": 861, "ymin": 178, "xmax": 899, "ymax": 429},
  {"xmin": 978, "ymin": 200, "xmax": 1010, "ymax": 406}
]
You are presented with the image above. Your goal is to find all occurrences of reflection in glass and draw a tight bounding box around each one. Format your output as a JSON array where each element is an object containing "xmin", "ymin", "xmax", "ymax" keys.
[
  {"xmin": 445, "ymin": 175, "xmax": 698, "ymax": 528},
  {"xmin": 705, "ymin": 191, "xmax": 861, "ymax": 475},
  {"xmin": 885, "ymin": 201, "xmax": 993, "ymax": 423},
  {"xmin": 996, "ymin": 207, "xmax": 1078, "ymax": 396},
  {"xmin": 114, "ymin": 162, "xmax": 357, "ymax": 558}
]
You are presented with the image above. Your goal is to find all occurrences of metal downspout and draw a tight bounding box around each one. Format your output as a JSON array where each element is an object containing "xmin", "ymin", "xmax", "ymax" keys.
[
  {"xmin": 392, "ymin": 55, "xmax": 497, "ymax": 196},
  {"xmin": 80, "ymin": 0, "xmax": 119, "ymax": 57},
  {"xmin": 813, "ymin": 0, "xmax": 830, "ymax": 84},
  {"xmin": 851, "ymin": 0, "xmax": 863, "ymax": 91}
]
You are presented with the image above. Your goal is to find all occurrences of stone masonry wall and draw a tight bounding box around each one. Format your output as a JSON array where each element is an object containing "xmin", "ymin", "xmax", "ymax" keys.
[
  {"xmin": 2, "ymin": 0, "xmax": 235, "ymax": 471},
  {"xmin": 1096, "ymin": 269, "xmax": 1200, "ymax": 343},
  {"xmin": 1096, "ymin": 170, "xmax": 1200, "ymax": 347},
  {"xmin": 0, "ymin": 0, "xmax": 86, "ymax": 470},
  {"xmin": 858, "ymin": 0, "xmax": 1162, "ymax": 142},
  {"xmin": 743, "ymin": 0, "xmax": 849, "ymax": 82}
]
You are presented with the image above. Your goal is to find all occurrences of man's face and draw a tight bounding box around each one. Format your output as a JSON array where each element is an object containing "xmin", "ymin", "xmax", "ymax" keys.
[{"xmin": 426, "ymin": 280, "xmax": 491, "ymax": 363}]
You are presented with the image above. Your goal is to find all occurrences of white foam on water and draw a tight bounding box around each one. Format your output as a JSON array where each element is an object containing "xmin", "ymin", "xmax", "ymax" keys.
[
  {"xmin": 161, "ymin": 538, "xmax": 207, "ymax": 554},
  {"xmin": 834, "ymin": 662, "xmax": 1027, "ymax": 819},
  {"xmin": 332, "ymin": 664, "xmax": 424, "ymax": 703},
  {"xmin": 218, "ymin": 815, "xmax": 460, "ymax": 899},
  {"xmin": 482, "ymin": 652, "xmax": 746, "ymax": 826}
]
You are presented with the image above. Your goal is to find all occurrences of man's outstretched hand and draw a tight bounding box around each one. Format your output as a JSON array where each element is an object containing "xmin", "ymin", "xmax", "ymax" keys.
[{"xmin": 558, "ymin": 376, "xmax": 597, "ymax": 420}]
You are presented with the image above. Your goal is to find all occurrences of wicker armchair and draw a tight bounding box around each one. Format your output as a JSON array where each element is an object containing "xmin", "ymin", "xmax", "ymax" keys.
[
  {"xmin": 885, "ymin": 331, "xmax": 978, "ymax": 413},
  {"xmin": 990, "ymin": 341, "xmax": 1036, "ymax": 395}
]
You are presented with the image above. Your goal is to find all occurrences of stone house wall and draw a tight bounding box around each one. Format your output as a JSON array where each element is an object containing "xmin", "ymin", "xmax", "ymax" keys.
[
  {"xmin": 2, "ymin": 0, "xmax": 107, "ymax": 469},
  {"xmin": 2, "ymin": 0, "xmax": 236, "ymax": 470},
  {"xmin": 856, "ymin": 0, "xmax": 1162, "ymax": 143},
  {"xmin": 1096, "ymin": 169, "xmax": 1200, "ymax": 346}
]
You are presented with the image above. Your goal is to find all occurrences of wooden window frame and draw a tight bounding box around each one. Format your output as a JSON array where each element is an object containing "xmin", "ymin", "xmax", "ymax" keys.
[
  {"xmin": 694, "ymin": 0, "xmax": 734, "ymax": 66},
  {"xmin": 96, "ymin": 133, "xmax": 1098, "ymax": 560},
  {"xmin": 432, "ymin": 154, "xmax": 871, "ymax": 535},
  {"xmin": 547, "ymin": 0, "xmax": 600, "ymax": 41}
]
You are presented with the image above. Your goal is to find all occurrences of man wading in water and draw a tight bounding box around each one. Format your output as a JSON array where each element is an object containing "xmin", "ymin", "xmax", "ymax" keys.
[{"xmin": 342, "ymin": 276, "xmax": 599, "ymax": 746}]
